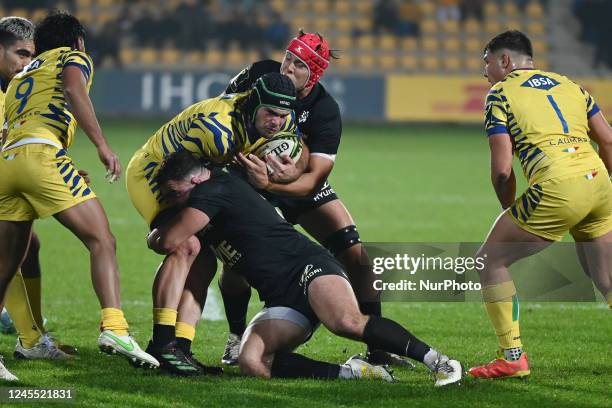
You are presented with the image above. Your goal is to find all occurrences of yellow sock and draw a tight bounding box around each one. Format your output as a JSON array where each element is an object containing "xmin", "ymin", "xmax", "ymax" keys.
[
  {"xmin": 101, "ymin": 308, "xmax": 129, "ymax": 335},
  {"xmin": 23, "ymin": 277, "xmax": 44, "ymax": 330},
  {"xmin": 5, "ymin": 271, "xmax": 42, "ymax": 348},
  {"xmin": 153, "ymin": 308, "xmax": 177, "ymax": 326},
  {"xmin": 482, "ymin": 281, "xmax": 522, "ymax": 350},
  {"xmin": 175, "ymin": 321, "xmax": 196, "ymax": 342}
]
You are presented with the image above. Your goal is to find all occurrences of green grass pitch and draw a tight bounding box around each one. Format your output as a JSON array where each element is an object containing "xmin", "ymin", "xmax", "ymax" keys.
[{"xmin": 0, "ymin": 121, "xmax": 609, "ymax": 407}]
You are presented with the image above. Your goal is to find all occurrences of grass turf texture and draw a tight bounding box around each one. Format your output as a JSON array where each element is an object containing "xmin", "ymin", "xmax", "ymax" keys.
[{"xmin": 0, "ymin": 121, "xmax": 609, "ymax": 408}]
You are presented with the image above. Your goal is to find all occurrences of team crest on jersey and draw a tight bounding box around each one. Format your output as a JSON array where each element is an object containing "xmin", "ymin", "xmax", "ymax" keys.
[
  {"xmin": 521, "ymin": 74, "xmax": 559, "ymax": 91},
  {"xmin": 299, "ymin": 110, "xmax": 309, "ymax": 123}
]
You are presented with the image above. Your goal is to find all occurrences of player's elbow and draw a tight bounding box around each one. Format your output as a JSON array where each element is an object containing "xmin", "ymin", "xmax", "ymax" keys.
[{"xmin": 491, "ymin": 167, "xmax": 513, "ymax": 186}]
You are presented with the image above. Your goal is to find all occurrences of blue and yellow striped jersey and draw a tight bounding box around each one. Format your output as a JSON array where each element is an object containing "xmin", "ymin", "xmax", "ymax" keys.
[
  {"xmin": 484, "ymin": 68, "xmax": 604, "ymax": 184},
  {"xmin": 141, "ymin": 92, "xmax": 297, "ymax": 164},
  {"xmin": 4, "ymin": 47, "xmax": 94, "ymax": 149}
]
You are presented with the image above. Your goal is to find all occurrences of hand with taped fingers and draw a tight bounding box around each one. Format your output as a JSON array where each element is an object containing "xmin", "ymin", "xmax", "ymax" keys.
[
  {"xmin": 97, "ymin": 145, "xmax": 122, "ymax": 183},
  {"xmin": 237, "ymin": 152, "xmax": 270, "ymax": 190},
  {"xmin": 266, "ymin": 154, "xmax": 300, "ymax": 184}
]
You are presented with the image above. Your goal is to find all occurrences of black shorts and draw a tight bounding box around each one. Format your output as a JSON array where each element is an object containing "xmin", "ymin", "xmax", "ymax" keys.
[
  {"xmin": 265, "ymin": 181, "xmax": 339, "ymax": 225},
  {"xmin": 265, "ymin": 253, "xmax": 349, "ymax": 328}
]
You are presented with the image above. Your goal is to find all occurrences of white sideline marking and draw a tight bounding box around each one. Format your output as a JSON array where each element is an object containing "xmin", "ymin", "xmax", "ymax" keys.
[{"xmin": 201, "ymin": 288, "xmax": 224, "ymax": 321}]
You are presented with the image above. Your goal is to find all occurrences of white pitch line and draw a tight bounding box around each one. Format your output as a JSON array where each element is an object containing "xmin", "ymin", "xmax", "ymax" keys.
[{"xmin": 201, "ymin": 288, "xmax": 224, "ymax": 321}]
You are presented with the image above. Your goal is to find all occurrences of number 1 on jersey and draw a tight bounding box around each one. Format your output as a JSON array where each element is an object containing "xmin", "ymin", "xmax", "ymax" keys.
[
  {"xmin": 15, "ymin": 77, "xmax": 35, "ymax": 114},
  {"xmin": 546, "ymin": 95, "xmax": 569, "ymax": 134}
]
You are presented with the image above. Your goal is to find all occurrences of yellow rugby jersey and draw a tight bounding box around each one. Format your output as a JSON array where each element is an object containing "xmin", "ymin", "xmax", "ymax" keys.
[
  {"xmin": 4, "ymin": 47, "xmax": 94, "ymax": 149},
  {"xmin": 484, "ymin": 69, "xmax": 603, "ymax": 184},
  {"xmin": 141, "ymin": 92, "xmax": 297, "ymax": 164}
]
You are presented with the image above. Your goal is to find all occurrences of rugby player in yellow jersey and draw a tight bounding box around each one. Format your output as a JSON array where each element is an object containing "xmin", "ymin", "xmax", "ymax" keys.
[
  {"xmin": 0, "ymin": 16, "xmax": 79, "ymax": 367},
  {"xmin": 126, "ymin": 72, "xmax": 299, "ymax": 375},
  {"xmin": 0, "ymin": 11, "xmax": 159, "ymax": 377},
  {"xmin": 469, "ymin": 30, "xmax": 612, "ymax": 379}
]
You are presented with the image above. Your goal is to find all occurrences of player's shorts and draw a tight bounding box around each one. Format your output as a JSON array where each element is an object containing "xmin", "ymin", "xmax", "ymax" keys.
[
  {"xmin": 126, "ymin": 149, "xmax": 167, "ymax": 226},
  {"xmin": 0, "ymin": 144, "xmax": 95, "ymax": 221},
  {"xmin": 265, "ymin": 253, "xmax": 349, "ymax": 329},
  {"xmin": 246, "ymin": 306, "xmax": 315, "ymax": 339},
  {"xmin": 509, "ymin": 170, "xmax": 612, "ymax": 241},
  {"xmin": 260, "ymin": 181, "xmax": 338, "ymax": 224}
]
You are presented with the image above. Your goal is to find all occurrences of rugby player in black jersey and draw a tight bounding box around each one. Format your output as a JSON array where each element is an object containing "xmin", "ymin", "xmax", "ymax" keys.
[
  {"xmin": 174, "ymin": 30, "xmax": 397, "ymax": 367},
  {"xmin": 147, "ymin": 150, "xmax": 463, "ymax": 386}
]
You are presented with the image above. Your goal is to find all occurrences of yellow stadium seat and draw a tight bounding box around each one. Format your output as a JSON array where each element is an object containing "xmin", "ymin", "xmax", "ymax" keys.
[
  {"xmin": 400, "ymin": 37, "xmax": 417, "ymax": 51},
  {"xmin": 421, "ymin": 19, "xmax": 438, "ymax": 35},
  {"xmin": 465, "ymin": 57, "xmax": 483, "ymax": 73},
  {"xmin": 442, "ymin": 20, "xmax": 460, "ymax": 34},
  {"xmin": 421, "ymin": 37, "xmax": 439, "ymax": 52},
  {"xmin": 442, "ymin": 37, "xmax": 461, "ymax": 53},
  {"xmin": 503, "ymin": 2, "xmax": 519, "ymax": 18},
  {"xmin": 527, "ymin": 22, "xmax": 545, "ymax": 36},
  {"xmin": 97, "ymin": 10, "xmax": 115, "ymax": 25},
  {"xmin": 335, "ymin": 53, "xmax": 353, "ymax": 71},
  {"xmin": 420, "ymin": 1, "xmax": 436, "ymax": 17},
  {"xmin": 227, "ymin": 48, "xmax": 246, "ymax": 67},
  {"xmin": 422, "ymin": 55, "xmax": 440, "ymax": 71},
  {"xmin": 379, "ymin": 34, "xmax": 397, "ymax": 50},
  {"xmin": 443, "ymin": 56, "xmax": 462, "ymax": 72},
  {"xmin": 355, "ymin": 1, "xmax": 373, "ymax": 14},
  {"xmin": 335, "ymin": 35, "xmax": 352, "ymax": 50},
  {"xmin": 30, "ymin": 8, "xmax": 48, "ymax": 23},
  {"xmin": 485, "ymin": 20, "xmax": 501, "ymax": 35},
  {"xmin": 538, "ymin": 58, "xmax": 550, "ymax": 71},
  {"xmin": 504, "ymin": 20, "xmax": 523, "ymax": 32},
  {"xmin": 532, "ymin": 40, "xmax": 548, "ymax": 54},
  {"xmin": 335, "ymin": 0, "xmax": 351, "ymax": 14},
  {"xmin": 291, "ymin": 15, "xmax": 311, "ymax": 33},
  {"xmin": 204, "ymin": 48, "xmax": 224, "ymax": 67},
  {"xmin": 119, "ymin": 47, "xmax": 136, "ymax": 65},
  {"xmin": 312, "ymin": 0, "xmax": 329, "ymax": 14},
  {"xmin": 336, "ymin": 17, "xmax": 353, "ymax": 32},
  {"xmin": 484, "ymin": 2, "xmax": 499, "ymax": 17},
  {"xmin": 313, "ymin": 18, "xmax": 331, "ymax": 33},
  {"xmin": 465, "ymin": 37, "xmax": 483, "ymax": 53},
  {"xmin": 161, "ymin": 48, "xmax": 180, "ymax": 65},
  {"xmin": 9, "ymin": 8, "xmax": 29, "ymax": 19},
  {"xmin": 76, "ymin": 10, "xmax": 93, "ymax": 25},
  {"xmin": 139, "ymin": 48, "xmax": 158, "ymax": 65},
  {"xmin": 400, "ymin": 54, "xmax": 417, "ymax": 71},
  {"xmin": 97, "ymin": 0, "xmax": 115, "ymax": 7},
  {"xmin": 464, "ymin": 18, "xmax": 481, "ymax": 34},
  {"xmin": 357, "ymin": 53, "xmax": 375, "ymax": 69},
  {"xmin": 354, "ymin": 18, "xmax": 372, "ymax": 31},
  {"xmin": 379, "ymin": 54, "xmax": 397, "ymax": 70},
  {"xmin": 356, "ymin": 35, "xmax": 375, "ymax": 50},
  {"xmin": 76, "ymin": 0, "xmax": 92, "ymax": 7},
  {"xmin": 271, "ymin": 50, "xmax": 286, "ymax": 62},
  {"xmin": 527, "ymin": 1, "xmax": 544, "ymax": 18},
  {"xmin": 270, "ymin": 0, "xmax": 285, "ymax": 13}
]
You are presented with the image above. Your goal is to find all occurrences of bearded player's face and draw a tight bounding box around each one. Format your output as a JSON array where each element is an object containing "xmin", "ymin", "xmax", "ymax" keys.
[{"xmin": 254, "ymin": 106, "xmax": 291, "ymax": 139}]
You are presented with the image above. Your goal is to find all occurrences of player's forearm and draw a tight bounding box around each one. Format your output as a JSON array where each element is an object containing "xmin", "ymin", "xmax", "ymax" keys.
[
  {"xmin": 266, "ymin": 171, "xmax": 325, "ymax": 197},
  {"xmin": 492, "ymin": 170, "xmax": 516, "ymax": 209},
  {"xmin": 596, "ymin": 141, "xmax": 612, "ymax": 176}
]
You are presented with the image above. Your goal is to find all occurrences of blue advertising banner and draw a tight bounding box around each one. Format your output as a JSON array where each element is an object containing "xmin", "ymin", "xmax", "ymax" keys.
[{"xmin": 91, "ymin": 69, "xmax": 385, "ymax": 121}]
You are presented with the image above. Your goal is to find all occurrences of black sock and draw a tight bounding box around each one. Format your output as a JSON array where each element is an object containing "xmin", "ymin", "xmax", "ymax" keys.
[
  {"xmin": 176, "ymin": 337, "xmax": 192, "ymax": 354},
  {"xmin": 220, "ymin": 284, "xmax": 251, "ymax": 336},
  {"xmin": 359, "ymin": 301, "xmax": 381, "ymax": 317},
  {"xmin": 362, "ymin": 316, "xmax": 430, "ymax": 362},
  {"xmin": 152, "ymin": 324, "xmax": 175, "ymax": 348},
  {"xmin": 271, "ymin": 352, "xmax": 341, "ymax": 379}
]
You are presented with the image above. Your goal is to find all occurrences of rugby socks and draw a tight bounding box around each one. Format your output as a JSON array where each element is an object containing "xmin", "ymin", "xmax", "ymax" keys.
[
  {"xmin": 101, "ymin": 307, "xmax": 129, "ymax": 336},
  {"xmin": 175, "ymin": 321, "xmax": 196, "ymax": 353},
  {"xmin": 271, "ymin": 352, "xmax": 340, "ymax": 379},
  {"xmin": 362, "ymin": 316, "xmax": 431, "ymax": 364},
  {"xmin": 4, "ymin": 271, "xmax": 42, "ymax": 348},
  {"xmin": 359, "ymin": 301, "xmax": 381, "ymax": 317},
  {"xmin": 23, "ymin": 277, "xmax": 44, "ymax": 330},
  {"xmin": 153, "ymin": 308, "xmax": 177, "ymax": 347},
  {"xmin": 482, "ymin": 281, "xmax": 523, "ymax": 360},
  {"xmin": 220, "ymin": 285, "xmax": 251, "ymax": 336}
]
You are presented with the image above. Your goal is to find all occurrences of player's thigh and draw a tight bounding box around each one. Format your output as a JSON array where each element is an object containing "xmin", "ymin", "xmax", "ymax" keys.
[
  {"xmin": 297, "ymin": 198, "xmax": 354, "ymax": 243},
  {"xmin": 126, "ymin": 150, "xmax": 166, "ymax": 226},
  {"xmin": 478, "ymin": 211, "xmax": 552, "ymax": 269},
  {"xmin": 572, "ymin": 229, "xmax": 612, "ymax": 276},
  {"xmin": 241, "ymin": 311, "xmax": 310, "ymax": 360},
  {"xmin": 54, "ymin": 198, "xmax": 115, "ymax": 246},
  {"xmin": 570, "ymin": 172, "xmax": 612, "ymax": 242}
]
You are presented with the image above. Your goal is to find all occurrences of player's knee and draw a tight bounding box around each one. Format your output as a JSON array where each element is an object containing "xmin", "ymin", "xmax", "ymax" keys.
[
  {"xmin": 86, "ymin": 231, "xmax": 117, "ymax": 254},
  {"xmin": 327, "ymin": 312, "xmax": 366, "ymax": 339},
  {"xmin": 323, "ymin": 225, "xmax": 361, "ymax": 257},
  {"xmin": 238, "ymin": 351, "xmax": 269, "ymax": 378},
  {"xmin": 172, "ymin": 236, "xmax": 201, "ymax": 260}
]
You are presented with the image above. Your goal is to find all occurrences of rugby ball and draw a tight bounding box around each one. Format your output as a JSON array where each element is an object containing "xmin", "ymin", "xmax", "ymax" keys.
[{"xmin": 250, "ymin": 132, "xmax": 302, "ymax": 162}]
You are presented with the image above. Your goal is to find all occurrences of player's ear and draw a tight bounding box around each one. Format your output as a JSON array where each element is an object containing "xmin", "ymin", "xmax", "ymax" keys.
[{"xmin": 500, "ymin": 53, "xmax": 511, "ymax": 70}]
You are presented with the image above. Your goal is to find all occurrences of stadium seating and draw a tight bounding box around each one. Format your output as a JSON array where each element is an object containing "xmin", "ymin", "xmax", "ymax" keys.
[{"xmin": 21, "ymin": 0, "xmax": 549, "ymax": 74}]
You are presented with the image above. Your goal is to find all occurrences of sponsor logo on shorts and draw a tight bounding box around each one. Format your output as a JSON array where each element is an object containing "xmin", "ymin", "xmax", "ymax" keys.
[
  {"xmin": 211, "ymin": 240, "xmax": 242, "ymax": 268},
  {"xmin": 313, "ymin": 182, "xmax": 335, "ymax": 202},
  {"xmin": 299, "ymin": 263, "xmax": 323, "ymax": 294}
]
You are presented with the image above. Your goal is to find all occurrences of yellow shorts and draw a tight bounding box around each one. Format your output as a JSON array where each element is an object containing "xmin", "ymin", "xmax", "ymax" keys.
[
  {"xmin": 126, "ymin": 149, "xmax": 167, "ymax": 226},
  {"xmin": 0, "ymin": 144, "xmax": 96, "ymax": 221},
  {"xmin": 509, "ymin": 170, "xmax": 612, "ymax": 241}
]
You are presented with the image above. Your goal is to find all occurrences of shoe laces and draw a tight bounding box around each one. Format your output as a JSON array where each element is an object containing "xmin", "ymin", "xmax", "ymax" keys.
[{"xmin": 224, "ymin": 334, "xmax": 241, "ymax": 358}]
